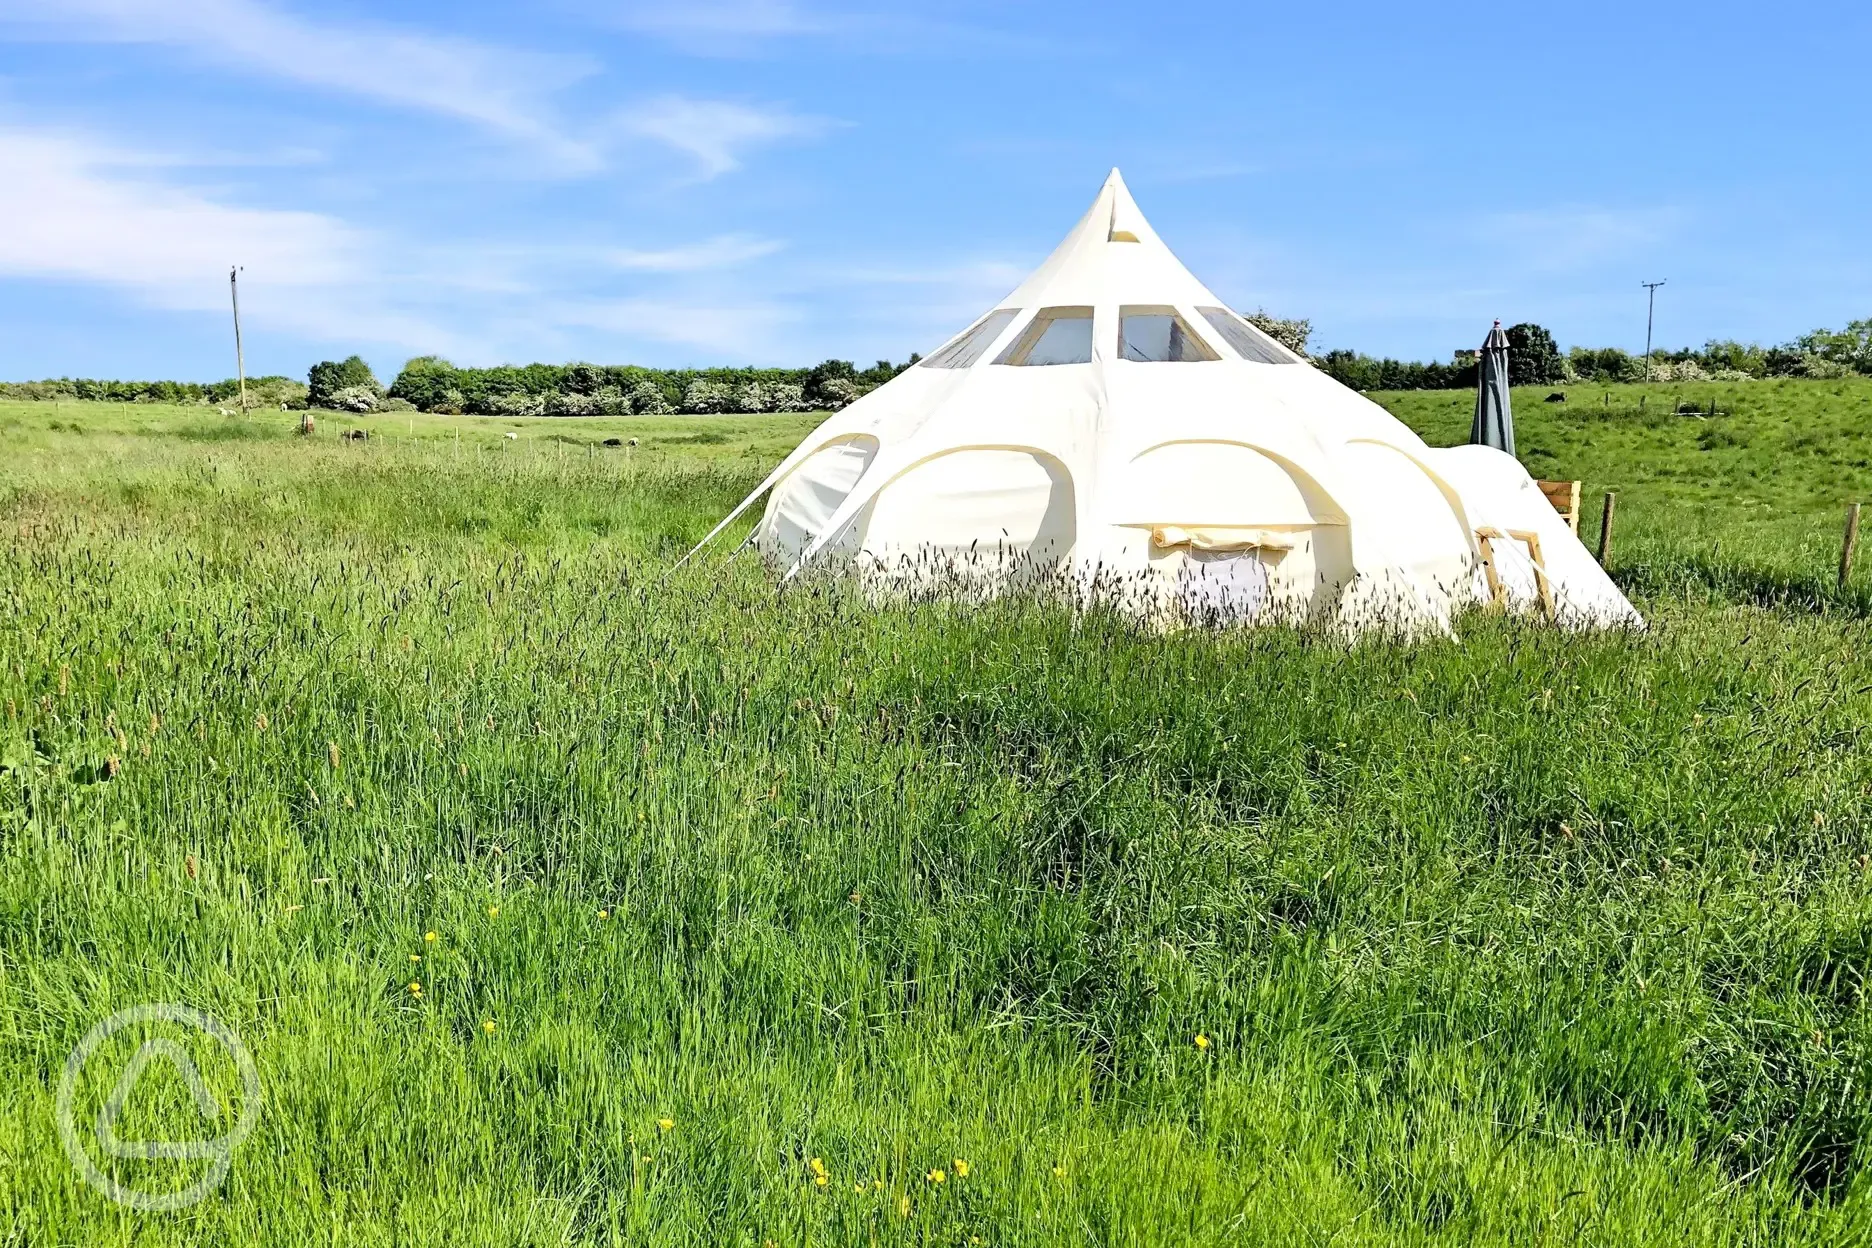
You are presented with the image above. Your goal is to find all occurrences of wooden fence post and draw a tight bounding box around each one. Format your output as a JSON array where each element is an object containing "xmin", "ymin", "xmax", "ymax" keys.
[
  {"xmin": 1842, "ymin": 502, "xmax": 1862, "ymax": 590},
  {"xmin": 1596, "ymin": 491, "xmax": 1617, "ymax": 566}
]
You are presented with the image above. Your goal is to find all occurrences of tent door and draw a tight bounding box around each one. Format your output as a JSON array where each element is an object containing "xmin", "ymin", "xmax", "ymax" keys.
[{"xmin": 1178, "ymin": 547, "xmax": 1272, "ymax": 623}]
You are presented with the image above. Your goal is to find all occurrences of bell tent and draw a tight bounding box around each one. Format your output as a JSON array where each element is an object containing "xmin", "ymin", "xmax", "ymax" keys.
[{"xmin": 689, "ymin": 170, "xmax": 1639, "ymax": 634}]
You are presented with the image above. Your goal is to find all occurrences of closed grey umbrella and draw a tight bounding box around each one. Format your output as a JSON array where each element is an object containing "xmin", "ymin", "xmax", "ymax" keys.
[{"xmin": 1471, "ymin": 320, "xmax": 1515, "ymax": 458}]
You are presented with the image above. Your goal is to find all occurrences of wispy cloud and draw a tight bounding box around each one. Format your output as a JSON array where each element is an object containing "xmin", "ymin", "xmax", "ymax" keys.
[
  {"xmin": 0, "ymin": 120, "xmax": 811, "ymax": 361},
  {"xmin": 554, "ymin": 298, "xmax": 798, "ymax": 357},
  {"xmin": 601, "ymin": 0, "xmax": 1053, "ymax": 58},
  {"xmin": 612, "ymin": 0, "xmax": 833, "ymax": 44},
  {"xmin": 615, "ymin": 96, "xmax": 834, "ymax": 178},
  {"xmin": 1474, "ymin": 205, "xmax": 1684, "ymax": 273},
  {"xmin": 0, "ymin": 122, "xmax": 476, "ymax": 352},
  {"xmin": 0, "ymin": 0, "xmax": 836, "ymax": 179},
  {"xmin": 0, "ymin": 0, "xmax": 605, "ymax": 169},
  {"xmin": 0, "ymin": 125, "xmax": 363, "ymax": 292},
  {"xmin": 607, "ymin": 234, "xmax": 786, "ymax": 272}
]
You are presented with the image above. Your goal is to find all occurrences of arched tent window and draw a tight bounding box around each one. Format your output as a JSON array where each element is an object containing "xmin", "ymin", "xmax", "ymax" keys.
[
  {"xmin": 1116, "ymin": 440, "xmax": 1346, "ymax": 529},
  {"xmin": 995, "ymin": 308, "xmax": 1095, "ymax": 366},
  {"xmin": 1338, "ymin": 440, "xmax": 1473, "ymax": 575},
  {"xmin": 862, "ymin": 447, "xmax": 1076, "ymax": 573},
  {"xmin": 761, "ymin": 435, "xmax": 880, "ymax": 567}
]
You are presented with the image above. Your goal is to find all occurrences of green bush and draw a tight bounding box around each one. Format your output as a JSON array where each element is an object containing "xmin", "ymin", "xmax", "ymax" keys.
[
  {"xmin": 329, "ymin": 385, "xmax": 380, "ymax": 413},
  {"xmin": 308, "ymin": 356, "xmax": 381, "ymax": 408},
  {"xmin": 681, "ymin": 380, "xmax": 733, "ymax": 414},
  {"xmin": 1506, "ymin": 324, "xmax": 1565, "ymax": 387},
  {"xmin": 387, "ymin": 356, "xmax": 461, "ymax": 411},
  {"xmin": 627, "ymin": 381, "xmax": 673, "ymax": 415},
  {"xmin": 1246, "ymin": 311, "xmax": 1312, "ymax": 356}
]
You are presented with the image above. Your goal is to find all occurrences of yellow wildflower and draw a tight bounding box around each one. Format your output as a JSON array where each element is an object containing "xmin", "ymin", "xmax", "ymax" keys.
[
  {"xmin": 598, "ymin": 908, "xmax": 610, "ymax": 920},
  {"xmin": 808, "ymin": 1156, "xmax": 827, "ymax": 1178},
  {"xmin": 408, "ymin": 981, "xmax": 422, "ymax": 996},
  {"xmin": 1052, "ymin": 1164, "xmax": 1066, "ymax": 1178},
  {"xmin": 657, "ymin": 1118, "xmax": 674, "ymax": 1131},
  {"xmin": 1194, "ymin": 1033, "xmax": 1210, "ymax": 1050},
  {"xmin": 814, "ymin": 1175, "xmax": 828, "ymax": 1188},
  {"xmin": 487, "ymin": 905, "xmax": 499, "ymax": 918},
  {"xmin": 482, "ymin": 1020, "xmax": 496, "ymax": 1034},
  {"xmin": 952, "ymin": 1158, "xmax": 969, "ymax": 1177},
  {"xmin": 424, "ymin": 930, "xmax": 438, "ymax": 943},
  {"xmin": 409, "ymin": 954, "xmax": 421, "ymax": 963},
  {"xmin": 926, "ymin": 1168, "xmax": 945, "ymax": 1184},
  {"xmin": 897, "ymin": 1194, "xmax": 911, "ymax": 1218}
]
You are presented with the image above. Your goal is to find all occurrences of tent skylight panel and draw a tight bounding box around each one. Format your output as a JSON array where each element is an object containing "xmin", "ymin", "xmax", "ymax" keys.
[
  {"xmin": 1119, "ymin": 308, "xmax": 1219, "ymax": 362},
  {"xmin": 996, "ymin": 307, "xmax": 1095, "ymax": 366},
  {"xmin": 1197, "ymin": 307, "xmax": 1296, "ymax": 364},
  {"xmin": 920, "ymin": 308, "xmax": 1020, "ymax": 369}
]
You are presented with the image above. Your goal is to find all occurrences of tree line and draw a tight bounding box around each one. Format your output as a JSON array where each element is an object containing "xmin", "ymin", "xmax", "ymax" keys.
[
  {"xmin": 5, "ymin": 317, "xmax": 1867, "ymax": 409},
  {"xmin": 1313, "ymin": 319, "xmax": 1872, "ymax": 391},
  {"xmin": 315, "ymin": 356, "xmax": 920, "ymax": 416}
]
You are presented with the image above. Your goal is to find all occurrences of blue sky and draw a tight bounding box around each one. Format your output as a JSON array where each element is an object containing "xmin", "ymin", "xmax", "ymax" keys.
[{"xmin": 1, "ymin": 0, "xmax": 1867, "ymax": 382}]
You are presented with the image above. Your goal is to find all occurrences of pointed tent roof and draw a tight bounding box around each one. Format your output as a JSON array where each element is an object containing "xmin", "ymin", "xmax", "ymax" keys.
[{"xmin": 998, "ymin": 168, "xmax": 1227, "ymax": 312}]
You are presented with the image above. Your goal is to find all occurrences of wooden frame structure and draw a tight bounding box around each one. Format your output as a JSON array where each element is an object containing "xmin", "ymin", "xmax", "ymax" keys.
[
  {"xmin": 1536, "ymin": 479, "xmax": 1582, "ymax": 533},
  {"xmin": 1474, "ymin": 526, "xmax": 1555, "ymax": 619}
]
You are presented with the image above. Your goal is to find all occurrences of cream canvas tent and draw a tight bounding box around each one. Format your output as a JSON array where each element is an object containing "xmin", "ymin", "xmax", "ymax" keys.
[{"xmin": 689, "ymin": 170, "xmax": 1640, "ymax": 634}]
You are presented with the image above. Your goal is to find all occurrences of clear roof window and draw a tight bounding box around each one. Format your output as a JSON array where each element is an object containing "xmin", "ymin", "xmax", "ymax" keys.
[
  {"xmin": 920, "ymin": 308, "xmax": 1020, "ymax": 369},
  {"xmin": 996, "ymin": 307, "xmax": 1095, "ymax": 366},
  {"xmin": 1197, "ymin": 307, "xmax": 1295, "ymax": 364},
  {"xmin": 1120, "ymin": 307, "xmax": 1219, "ymax": 362}
]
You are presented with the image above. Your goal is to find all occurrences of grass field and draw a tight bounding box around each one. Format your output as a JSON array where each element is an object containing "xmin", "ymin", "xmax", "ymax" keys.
[{"xmin": 2, "ymin": 381, "xmax": 1871, "ymax": 1245}]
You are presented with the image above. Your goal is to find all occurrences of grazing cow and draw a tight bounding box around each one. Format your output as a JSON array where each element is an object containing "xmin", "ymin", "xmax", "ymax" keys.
[
  {"xmin": 504, "ymin": 432, "xmax": 518, "ymax": 441},
  {"xmin": 1544, "ymin": 392, "xmax": 1567, "ymax": 403},
  {"xmin": 603, "ymin": 437, "xmax": 622, "ymax": 447},
  {"xmin": 342, "ymin": 428, "xmax": 368, "ymax": 442}
]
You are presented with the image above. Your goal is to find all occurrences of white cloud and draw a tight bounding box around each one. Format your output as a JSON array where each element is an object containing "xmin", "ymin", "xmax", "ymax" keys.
[
  {"xmin": 555, "ymin": 298, "xmax": 796, "ymax": 357},
  {"xmin": 0, "ymin": 120, "xmax": 818, "ymax": 362},
  {"xmin": 602, "ymin": 0, "xmax": 1049, "ymax": 58},
  {"xmin": 0, "ymin": 122, "xmax": 489, "ymax": 353},
  {"xmin": 607, "ymin": 234, "xmax": 786, "ymax": 272},
  {"xmin": 612, "ymin": 0, "xmax": 832, "ymax": 42},
  {"xmin": 617, "ymin": 96, "xmax": 833, "ymax": 179},
  {"xmin": 1474, "ymin": 206, "xmax": 1684, "ymax": 273},
  {"xmin": 0, "ymin": 125, "xmax": 363, "ymax": 293},
  {"xmin": 0, "ymin": 1, "xmax": 839, "ymax": 178},
  {"xmin": 0, "ymin": 0, "xmax": 605, "ymax": 169}
]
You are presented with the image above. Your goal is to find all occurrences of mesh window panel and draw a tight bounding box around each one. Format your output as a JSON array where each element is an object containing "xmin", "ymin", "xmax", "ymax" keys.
[
  {"xmin": 1120, "ymin": 309, "xmax": 1219, "ymax": 362},
  {"xmin": 920, "ymin": 308, "xmax": 1020, "ymax": 369},
  {"xmin": 996, "ymin": 308, "xmax": 1095, "ymax": 366},
  {"xmin": 1197, "ymin": 307, "xmax": 1294, "ymax": 364}
]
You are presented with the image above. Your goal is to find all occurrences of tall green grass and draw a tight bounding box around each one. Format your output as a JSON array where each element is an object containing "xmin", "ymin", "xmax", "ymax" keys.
[{"xmin": 2, "ymin": 397, "xmax": 1871, "ymax": 1244}]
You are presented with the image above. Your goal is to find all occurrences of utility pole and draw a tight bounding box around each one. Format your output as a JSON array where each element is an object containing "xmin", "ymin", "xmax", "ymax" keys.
[
  {"xmin": 229, "ymin": 266, "xmax": 248, "ymax": 411},
  {"xmin": 1641, "ymin": 279, "xmax": 1667, "ymax": 381}
]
